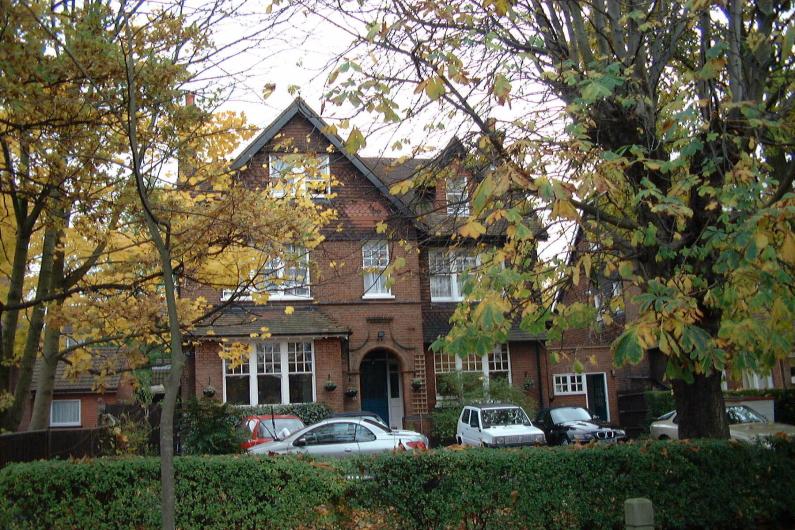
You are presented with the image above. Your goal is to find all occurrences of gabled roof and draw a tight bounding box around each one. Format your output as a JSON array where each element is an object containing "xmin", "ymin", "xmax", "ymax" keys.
[{"xmin": 230, "ymin": 97, "xmax": 414, "ymax": 218}]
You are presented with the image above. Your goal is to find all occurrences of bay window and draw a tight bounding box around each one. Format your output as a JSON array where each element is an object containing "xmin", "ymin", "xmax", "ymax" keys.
[
  {"xmin": 269, "ymin": 153, "xmax": 331, "ymax": 197},
  {"xmin": 429, "ymin": 249, "xmax": 477, "ymax": 301},
  {"xmin": 362, "ymin": 240, "xmax": 392, "ymax": 297},
  {"xmin": 224, "ymin": 341, "xmax": 316, "ymax": 405}
]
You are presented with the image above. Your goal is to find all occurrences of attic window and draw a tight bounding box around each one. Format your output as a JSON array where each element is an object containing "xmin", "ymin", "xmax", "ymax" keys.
[
  {"xmin": 269, "ymin": 153, "xmax": 331, "ymax": 197},
  {"xmin": 446, "ymin": 176, "xmax": 469, "ymax": 216}
]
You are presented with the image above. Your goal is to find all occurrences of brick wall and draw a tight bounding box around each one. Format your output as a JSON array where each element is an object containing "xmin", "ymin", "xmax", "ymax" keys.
[{"xmin": 186, "ymin": 113, "xmax": 428, "ymax": 418}]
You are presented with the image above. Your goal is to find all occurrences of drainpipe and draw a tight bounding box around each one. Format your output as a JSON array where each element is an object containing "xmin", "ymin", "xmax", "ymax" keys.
[{"xmin": 534, "ymin": 341, "xmax": 544, "ymax": 408}]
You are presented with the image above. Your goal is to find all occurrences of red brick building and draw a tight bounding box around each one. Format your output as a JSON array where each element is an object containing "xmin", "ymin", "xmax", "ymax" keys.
[{"xmin": 181, "ymin": 99, "xmax": 547, "ymax": 429}]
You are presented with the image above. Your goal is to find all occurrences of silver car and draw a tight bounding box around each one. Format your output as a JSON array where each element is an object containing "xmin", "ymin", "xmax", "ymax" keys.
[
  {"xmin": 650, "ymin": 404, "xmax": 795, "ymax": 443},
  {"xmin": 248, "ymin": 417, "xmax": 429, "ymax": 458}
]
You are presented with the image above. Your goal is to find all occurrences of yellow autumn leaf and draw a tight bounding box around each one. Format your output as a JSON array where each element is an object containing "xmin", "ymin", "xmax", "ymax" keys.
[
  {"xmin": 284, "ymin": 306, "xmax": 294, "ymax": 315},
  {"xmin": 781, "ymin": 232, "xmax": 795, "ymax": 265},
  {"xmin": 459, "ymin": 220, "xmax": 486, "ymax": 239},
  {"xmin": 551, "ymin": 199, "xmax": 579, "ymax": 220}
]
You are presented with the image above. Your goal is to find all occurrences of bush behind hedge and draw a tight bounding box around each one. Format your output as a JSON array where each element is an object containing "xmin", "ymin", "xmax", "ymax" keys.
[
  {"xmin": 1, "ymin": 441, "xmax": 793, "ymax": 529},
  {"xmin": 233, "ymin": 402, "xmax": 332, "ymax": 425}
]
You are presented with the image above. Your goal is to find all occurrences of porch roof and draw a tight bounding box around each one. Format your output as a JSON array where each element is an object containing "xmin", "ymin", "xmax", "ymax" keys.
[{"xmin": 192, "ymin": 305, "xmax": 350, "ymax": 338}]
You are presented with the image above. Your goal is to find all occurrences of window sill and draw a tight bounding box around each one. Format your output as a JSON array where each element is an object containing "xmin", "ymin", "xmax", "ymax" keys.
[
  {"xmin": 50, "ymin": 423, "xmax": 81, "ymax": 428},
  {"xmin": 269, "ymin": 296, "xmax": 313, "ymax": 302},
  {"xmin": 361, "ymin": 294, "xmax": 395, "ymax": 300},
  {"xmin": 431, "ymin": 297, "xmax": 464, "ymax": 303},
  {"xmin": 553, "ymin": 391, "xmax": 586, "ymax": 397}
]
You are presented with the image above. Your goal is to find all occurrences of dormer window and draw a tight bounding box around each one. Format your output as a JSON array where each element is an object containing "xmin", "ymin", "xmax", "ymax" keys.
[
  {"xmin": 446, "ymin": 176, "xmax": 469, "ymax": 216},
  {"xmin": 269, "ymin": 153, "xmax": 331, "ymax": 197}
]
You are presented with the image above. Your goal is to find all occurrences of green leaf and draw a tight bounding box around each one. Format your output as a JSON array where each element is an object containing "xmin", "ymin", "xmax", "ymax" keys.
[
  {"xmin": 613, "ymin": 328, "xmax": 644, "ymax": 366},
  {"xmin": 344, "ymin": 127, "xmax": 366, "ymax": 154},
  {"xmin": 425, "ymin": 77, "xmax": 446, "ymax": 100}
]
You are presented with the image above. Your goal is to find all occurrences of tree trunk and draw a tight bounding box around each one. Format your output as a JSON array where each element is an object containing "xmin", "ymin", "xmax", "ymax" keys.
[
  {"xmin": 0, "ymin": 224, "xmax": 33, "ymax": 393},
  {"xmin": 671, "ymin": 371, "xmax": 729, "ymax": 439},
  {"xmin": 1, "ymin": 217, "xmax": 59, "ymax": 431},
  {"xmin": 28, "ymin": 341, "xmax": 59, "ymax": 431}
]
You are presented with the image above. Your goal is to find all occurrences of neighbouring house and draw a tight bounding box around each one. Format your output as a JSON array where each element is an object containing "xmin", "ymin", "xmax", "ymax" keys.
[
  {"xmin": 181, "ymin": 98, "xmax": 549, "ymax": 431},
  {"xmin": 548, "ymin": 227, "xmax": 793, "ymax": 433},
  {"xmin": 22, "ymin": 348, "xmax": 134, "ymax": 430}
]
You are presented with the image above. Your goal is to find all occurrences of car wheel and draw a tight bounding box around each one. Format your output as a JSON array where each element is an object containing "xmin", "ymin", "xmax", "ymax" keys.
[
  {"xmin": 560, "ymin": 436, "xmax": 570, "ymax": 446},
  {"xmin": 658, "ymin": 435, "xmax": 670, "ymax": 441},
  {"xmin": 456, "ymin": 436, "xmax": 462, "ymax": 445}
]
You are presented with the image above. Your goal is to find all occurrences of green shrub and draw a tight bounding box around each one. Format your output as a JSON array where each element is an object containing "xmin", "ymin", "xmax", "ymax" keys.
[
  {"xmin": 233, "ymin": 402, "xmax": 332, "ymax": 425},
  {"xmin": 1, "ymin": 441, "xmax": 793, "ymax": 529},
  {"xmin": 179, "ymin": 398, "xmax": 247, "ymax": 455}
]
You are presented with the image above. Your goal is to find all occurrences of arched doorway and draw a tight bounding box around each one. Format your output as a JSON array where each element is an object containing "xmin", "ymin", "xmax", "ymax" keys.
[{"xmin": 359, "ymin": 349, "xmax": 404, "ymax": 429}]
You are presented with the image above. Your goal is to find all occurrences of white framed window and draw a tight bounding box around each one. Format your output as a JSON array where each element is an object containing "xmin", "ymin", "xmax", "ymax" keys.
[
  {"xmin": 553, "ymin": 373, "xmax": 585, "ymax": 395},
  {"xmin": 262, "ymin": 246, "xmax": 311, "ymax": 299},
  {"xmin": 221, "ymin": 246, "xmax": 311, "ymax": 301},
  {"xmin": 429, "ymin": 249, "xmax": 478, "ymax": 301},
  {"xmin": 446, "ymin": 176, "xmax": 469, "ymax": 216},
  {"xmin": 50, "ymin": 399, "xmax": 81, "ymax": 427},
  {"xmin": 269, "ymin": 153, "xmax": 331, "ymax": 197},
  {"xmin": 362, "ymin": 240, "xmax": 392, "ymax": 298},
  {"xmin": 224, "ymin": 341, "xmax": 316, "ymax": 406},
  {"xmin": 434, "ymin": 344, "xmax": 511, "ymax": 399}
]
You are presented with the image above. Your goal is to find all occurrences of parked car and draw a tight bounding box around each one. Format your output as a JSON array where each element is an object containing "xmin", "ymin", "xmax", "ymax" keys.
[
  {"xmin": 330, "ymin": 411, "xmax": 387, "ymax": 425},
  {"xmin": 650, "ymin": 404, "xmax": 795, "ymax": 443},
  {"xmin": 248, "ymin": 417, "xmax": 428, "ymax": 457},
  {"xmin": 535, "ymin": 406, "xmax": 626, "ymax": 445},
  {"xmin": 456, "ymin": 404, "xmax": 546, "ymax": 447},
  {"xmin": 241, "ymin": 414, "xmax": 305, "ymax": 450}
]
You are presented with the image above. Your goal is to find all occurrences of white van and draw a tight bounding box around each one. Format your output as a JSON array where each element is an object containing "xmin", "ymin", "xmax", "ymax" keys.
[{"xmin": 456, "ymin": 404, "xmax": 546, "ymax": 447}]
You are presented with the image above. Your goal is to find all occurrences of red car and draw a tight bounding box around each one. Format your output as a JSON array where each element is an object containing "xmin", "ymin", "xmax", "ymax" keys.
[{"xmin": 241, "ymin": 414, "xmax": 305, "ymax": 450}]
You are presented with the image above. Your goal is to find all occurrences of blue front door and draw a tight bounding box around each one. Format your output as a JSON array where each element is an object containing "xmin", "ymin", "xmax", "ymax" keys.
[{"xmin": 360, "ymin": 354, "xmax": 389, "ymax": 425}]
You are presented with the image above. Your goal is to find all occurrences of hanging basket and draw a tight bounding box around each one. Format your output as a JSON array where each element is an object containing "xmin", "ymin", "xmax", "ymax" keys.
[{"xmin": 344, "ymin": 388, "xmax": 358, "ymax": 398}]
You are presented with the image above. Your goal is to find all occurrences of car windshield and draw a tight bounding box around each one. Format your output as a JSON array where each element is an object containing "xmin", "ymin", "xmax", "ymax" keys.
[
  {"xmin": 550, "ymin": 407, "xmax": 592, "ymax": 424},
  {"xmin": 726, "ymin": 405, "xmax": 766, "ymax": 425},
  {"xmin": 481, "ymin": 407, "xmax": 530, "ymax": 428},
  {"xmin": 259, "ymin": 418, "xmax": 304, "ymax": 439}
]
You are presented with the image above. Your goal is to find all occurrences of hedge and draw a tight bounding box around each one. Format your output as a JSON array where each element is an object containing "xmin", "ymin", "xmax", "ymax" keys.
[
  {"xmin": 1, "ymin": 441, "xmax": 793, "ymax": 529},
  {"xmin": 0, "ymin": 456, "xmax": 345, "ymax": 529},
  {"xmin": 344, "ymin": 441, "xmax": 795, "ymax": 529}
]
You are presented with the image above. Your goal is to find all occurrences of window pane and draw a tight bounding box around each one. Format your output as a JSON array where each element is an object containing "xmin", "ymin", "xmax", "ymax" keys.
[
  {"xmin": 225, "ymin": 376, "xmax": 250, "ymax": 404},
  {"xmin": 364, "ymin": 271, "xmax": 389, "ymax": 295},
  {"xmin": 355, "ymin": 424, "xmax": 377, "ymax": 442},
  {"xmin": 257, "ymin": 343, "xmax": 280, "ymax": 373},
  {"xmin": 446, "ymin": 177, "xmax": 469, "ymax": 215},
  {"xmin": 288, "ymin": 342, "xmax": 313, "ymax": 373},
  {"xmin": 51, "ymin": 401, "xmax": 80, "ymax": 425},
  {"xmin": 289, "ymin": 373, "xmax": 313, "ymax": 403},
  {"xmin": 257, "ymin": 375, "xmax": 282, "ymax": 404},
  {"xmin": 461, "ymin": 354, "xmax": 482, "ymax": 372},
  {"xmin": 430, "ymin": 274, "xmax": 452, "ymax": 298}
]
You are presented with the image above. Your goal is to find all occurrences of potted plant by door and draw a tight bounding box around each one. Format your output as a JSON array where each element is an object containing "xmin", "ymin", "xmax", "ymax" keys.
[{"xmin": 411, "ymin": 378, "xmax": 423, "ymax": 391}]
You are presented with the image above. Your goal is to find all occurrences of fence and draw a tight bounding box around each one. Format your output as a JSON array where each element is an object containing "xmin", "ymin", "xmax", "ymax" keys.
[
  {"xmin": 617, "ymin": 391, "xmax": 649, "ymax": 438},
  {"xmin": 0, "ymin": 428, "xmax": 108, "ymax": 467}
]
